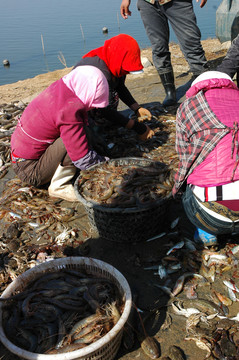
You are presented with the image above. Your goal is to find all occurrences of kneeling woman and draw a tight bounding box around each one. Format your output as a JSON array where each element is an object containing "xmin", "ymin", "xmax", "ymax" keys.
[
  {"xmin": 10, "ymin": 66, "xmax": 109, "ymax": 202},
  {"xmin": 173, "ymin": 71, "xmax": 239, "ymax": 246}
]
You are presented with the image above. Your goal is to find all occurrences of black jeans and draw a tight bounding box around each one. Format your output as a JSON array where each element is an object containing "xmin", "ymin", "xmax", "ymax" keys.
[
  {"xmin": 137, "ymin": 0, "xmax": 208, "ymax": 75},
  {"xmin": 182, "ymin": 186, "xmax": 239, "ymax": 235}
]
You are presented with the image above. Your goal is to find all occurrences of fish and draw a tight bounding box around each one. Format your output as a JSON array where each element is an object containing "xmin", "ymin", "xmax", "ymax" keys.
[
  {"xmin": 227, "ymin": 287, "xmax": 237, "ymax": 301},
  {"xmin": 228, "ymin": 244, "xmax": 239, "ymax": 255},
  {"xmin": 166, "ymin": 241, "xmax": 185, "ymax": 255},
  {"xmin": 223, "ymin": 279, "xmax": 239, "ymax": 293},
  {"xmin": 182, "ymin": 298, "xmax": 226, "ymax": 316},
  {"xmin": 212, "ymin": 290, "xmax": 232, "ymax": 306},
  {"xmin": 156, "ymin": 265, "xmax": 167, "ymax": 279},
  {"xmin": 146, "ymin": 232, "xmax": 167, "ymax": 242},
  {"xmin": 170, "ymin": 217, "xmax": 179, "ymax": 229},
  {"xmin": 171, "ymin": 273, "xmax": 207, "ymax": 297},
  {"xmin": 153, "ymin": 283, "xmax": 174, "ymax": 297}
]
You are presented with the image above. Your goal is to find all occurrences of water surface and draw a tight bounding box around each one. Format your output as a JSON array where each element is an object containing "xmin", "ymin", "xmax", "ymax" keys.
[{"xmin": 0, "ymin": 0, "xmax": 220, "ymax": 85}]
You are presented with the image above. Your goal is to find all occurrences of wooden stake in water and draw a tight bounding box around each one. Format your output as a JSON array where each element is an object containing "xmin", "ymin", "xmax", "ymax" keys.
[
  {"xmin": 117, "ymin": 12, "xmax": 120, "ymax": 33},
  {"xmin": 58, "ymin": 51, "xmax": 67, "ymax": 68},
  {"xmin": 41, "ymin": 34, "xmax": 49, "ymax": 72},
  {"xmin": 41, "ymin": 34, "xmax": 45, "ymax": 56},
  {"xmin": 80, "ymin": 24, "xmax": 85, "ymax": 44}
]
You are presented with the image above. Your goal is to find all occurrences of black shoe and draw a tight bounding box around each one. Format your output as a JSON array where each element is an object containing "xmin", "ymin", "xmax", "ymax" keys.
[{"xmin": 159, "ymin": 71, "xmax": 177, "ymax": 106}]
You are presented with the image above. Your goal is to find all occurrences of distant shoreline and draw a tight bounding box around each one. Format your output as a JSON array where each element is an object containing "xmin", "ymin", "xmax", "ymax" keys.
[
  {"xmin": 1, "ymin": 37, "xmax": 219, "ymax": 86},
  {"xmin": 0, "ymin": 38, "xmax": 229, "ymax": 105}
]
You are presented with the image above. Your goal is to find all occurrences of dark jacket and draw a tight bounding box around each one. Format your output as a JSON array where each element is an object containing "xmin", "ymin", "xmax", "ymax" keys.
[{"xmin": 217, "ymin": 34, "xmax": 239, "ymax": 86}]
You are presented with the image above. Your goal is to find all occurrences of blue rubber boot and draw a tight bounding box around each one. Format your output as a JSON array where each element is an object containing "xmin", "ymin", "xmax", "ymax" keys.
[{"xmin": 194, "ymin": 228, "xmax": 218, "ymax": 246}]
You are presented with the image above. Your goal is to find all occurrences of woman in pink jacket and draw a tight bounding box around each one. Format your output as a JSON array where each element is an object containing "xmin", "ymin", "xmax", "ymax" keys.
[
  {"xmin": 11, "ymin": 66, "xmax": 109, "ymax": 202},
  {"xmin": 173, "ymin": 71, "xmax": 239, "ymax": 246}
]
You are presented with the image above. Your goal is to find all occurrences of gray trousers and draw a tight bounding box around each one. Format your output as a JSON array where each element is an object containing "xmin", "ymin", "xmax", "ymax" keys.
[
  {"xmin": 137, "ymin": 0, "xmax": 208, "ymax": 75},
  {"xmin": 12, "ymin": 137, "xmax": 72, "ymax": 187}
]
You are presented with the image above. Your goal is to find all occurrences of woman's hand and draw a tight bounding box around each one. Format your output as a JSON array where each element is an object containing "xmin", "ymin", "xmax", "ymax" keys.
[
  {"xmin": 136, "ymin": 107, "xmax": 152, "ymax": 121},
  {"xmin": 138, "ymin": 125, "xmax": 155, "ymax": 141}
]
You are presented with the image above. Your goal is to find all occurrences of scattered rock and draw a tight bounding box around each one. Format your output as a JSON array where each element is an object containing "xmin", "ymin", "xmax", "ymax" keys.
[
  {"xmin": 2, "ymin": 59, "xmax": 10, "ymax": 66},
  {"xmin": 141, "ymin": 56, "xmax": 153, "ymax": 68}
]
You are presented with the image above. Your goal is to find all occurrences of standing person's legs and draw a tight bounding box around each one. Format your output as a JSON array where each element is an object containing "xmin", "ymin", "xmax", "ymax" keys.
[
  {"xmin": 137, "ymin": 0, "xmax": 172, "ymax": 73},
  {"xmin": 165, "ymin": 0, "xmax": 208, "ymax": 75},
  {"xmin": 137, "ymin": 0, "xmax": 176, "ymax": 106}
]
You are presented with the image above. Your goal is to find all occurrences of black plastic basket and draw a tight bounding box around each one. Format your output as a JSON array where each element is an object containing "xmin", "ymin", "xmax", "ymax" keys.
[{"xmin": 74, "ymin": 157, "xmax": 172, "ymax": 242}]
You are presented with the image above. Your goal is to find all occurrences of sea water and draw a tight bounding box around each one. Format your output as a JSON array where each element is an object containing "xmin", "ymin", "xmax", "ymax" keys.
[{"xmin": 0, "ymin": 0, "xmax": 220, "ymax": 86}]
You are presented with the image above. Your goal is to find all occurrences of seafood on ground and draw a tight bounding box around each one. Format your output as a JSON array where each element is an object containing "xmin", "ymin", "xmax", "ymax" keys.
[
  {"xmin": 0, "ymin": 101, "xmax": 27, "ymax": 177},
  {"xmin": 139, "ymin": 336, "xmax": 160, "ymax": 359},
  {"xmin": 1, "ymin": 268, "xmax": 124, "ymax": 354},
  {"xmin": 99, "ymin": 111, "xmax": 178, "ymax": 172},
  {"xmin": 78, "ymin": 160, "xmax": 173, "ymax": 208}
]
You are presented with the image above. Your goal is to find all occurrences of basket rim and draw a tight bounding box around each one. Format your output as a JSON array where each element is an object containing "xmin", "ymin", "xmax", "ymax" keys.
[
  {"xmin": 0, "ymin": 257, "xmax": 132, "ymax": 360},
  {"xmin": 74, "ymin": 157, "xmax": 172, "ymax": 213}
]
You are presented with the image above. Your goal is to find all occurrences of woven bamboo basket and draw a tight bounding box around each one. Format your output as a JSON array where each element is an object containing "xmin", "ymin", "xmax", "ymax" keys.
[
  {"xmin": 0, "ymin": 257, "xmax": 132, "ymax": 360},
  {"xmin": 74, "ymin": 157, "xmax": 172, "ymax": 242}
]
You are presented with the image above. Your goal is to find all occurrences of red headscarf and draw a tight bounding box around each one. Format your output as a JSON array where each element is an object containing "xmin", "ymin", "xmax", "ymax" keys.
[{"xmin": 82, "ymin": 34, "xmax": 143, "ymax": 78}]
